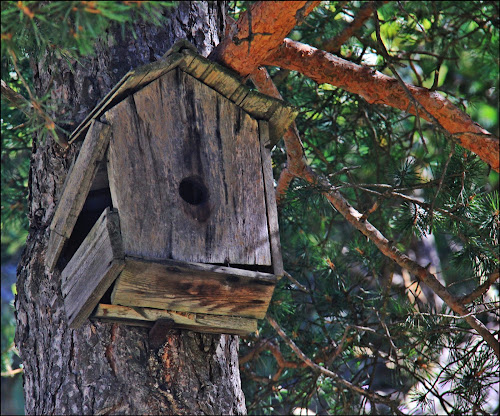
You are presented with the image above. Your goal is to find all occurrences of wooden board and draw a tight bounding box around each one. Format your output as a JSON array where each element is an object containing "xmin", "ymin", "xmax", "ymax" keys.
[
  {"xmin": 61, "ymin": 208, "xmax": 124, "ymax": 328},
  {"xmin": 110, "ymin": 257, "xmax": 278, "ymax": 319},
  {"xmin": 180, "ymin": 48, "xmax": 298, "ymax": 144},
  {"xmin": 68, "ymin": 40, "xmax": 297, "ymax": 147},
  {"xmin": 93, "ymin": 304, "xmax": 257, "ymax": 335},
  {"xmin": 106, "ymin": 69, "xmax": 272, "ymax": 265},
  {"xmin": 46, "ymin": 120, "xmax": 111, "ymax": 271},
  {"xmin": 259, "ymin": 121, "xmax": 284, "ymax": 277}
]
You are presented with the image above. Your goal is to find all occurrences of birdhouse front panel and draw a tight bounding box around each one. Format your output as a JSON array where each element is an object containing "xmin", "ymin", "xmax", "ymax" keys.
[{"xmin": 105, "ymin": 68, "xmax": 272, "ymax": 267}]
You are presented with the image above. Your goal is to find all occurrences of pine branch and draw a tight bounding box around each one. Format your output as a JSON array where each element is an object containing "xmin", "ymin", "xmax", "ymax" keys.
[
  {"xmin": 210, "ymin": 1, "xmax": 321, "ymax": 77},
  {"xmin": 263, "ymin": 38, "xmax": 500, "ymax": 172},
  {"xmin": 249, "ymin": 67, "xmax": 500, "ymax": 361},
  {"xmin": 318, "ymin": 181, "xmax": 500, "ymax": 359},
  {"xmin": 2, "ymin": 56, "xmax": 69, "ymax": 149},
  {"xmin": 459, "ymin": 271, "xmax": 500, "ymax": 304}
]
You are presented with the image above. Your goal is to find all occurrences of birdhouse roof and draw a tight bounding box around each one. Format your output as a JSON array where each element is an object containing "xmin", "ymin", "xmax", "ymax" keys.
[{"xmin": 69, "ymin": 39, "xmax": 298, "ymax": 147}]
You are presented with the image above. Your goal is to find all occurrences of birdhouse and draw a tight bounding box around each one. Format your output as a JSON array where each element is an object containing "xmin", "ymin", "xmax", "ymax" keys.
[{"xmin": 46, "ymin": 40, "xmax": 297, "ymax": 335}]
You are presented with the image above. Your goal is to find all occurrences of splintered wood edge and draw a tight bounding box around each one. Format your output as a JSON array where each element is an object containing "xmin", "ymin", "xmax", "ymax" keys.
[
  {"xmin": 46, "ymin": 120, "xmax": 112, "ymax": 271},
  {"xmin": 93, "ymin": 304, "xmax": 258, "ymax": 335}
]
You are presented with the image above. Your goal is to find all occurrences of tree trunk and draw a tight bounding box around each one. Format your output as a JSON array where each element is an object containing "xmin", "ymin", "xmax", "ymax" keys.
[{"xmin": 15, "ymin": 2, "xmax": 246, "ymax": 414}]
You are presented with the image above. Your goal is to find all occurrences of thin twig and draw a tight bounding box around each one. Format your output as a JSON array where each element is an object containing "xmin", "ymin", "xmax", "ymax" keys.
[
  {"xmin": 284, "ymin": 271, "xmax": 310, "ymax": 293},
  {"xmin": 267, "ymin": 316, "xmax": 406, "ymax": 415},
  {"xmin": 0, "ymin": 368, "xmax": 23, "ymax": 377},
  {"xmin": 372, "ymin": 10, "xmax": 428, "ymax": 153},
  {"xmin": 429, "ymin": 145, "xmax": 455, "ymax": 229},
  {"xmin": 459, "ymin": 271, "xmax": 500, "ymax": 304},
  {"xmin": 1, "ymin": 79, "xmax": 33, "ymax": 115},
  {"xmin": 323, "ymin": 1, "xmax": 388, "ymax": 53},
  {"xmin": 418, "ymin": 305, "xmax": 499, "ymax": 320}
]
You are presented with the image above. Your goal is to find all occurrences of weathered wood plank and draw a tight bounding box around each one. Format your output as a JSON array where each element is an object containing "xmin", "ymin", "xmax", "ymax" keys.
[
  {"xmin": 106, "ymin": 69, "xmax": 272, "ymax": 265},
  {"xmin": 68, "ymin": 50, "xmax": 188, "ymax": 144},
  {"xmin": 182, "ymin": 52, "xmax": 242, "ymax": 98},
  {"xmin": 46, "ymin": 120, "xmax": 111, "ymax": 271},
  {"xmin": 93, "ymin": 304, "xmax": 258, "ymax": 335},
  {"xmin": 259, "ymin": 121, "xmax": 284, "ymax": 277},
  {"xmin": 229, "ymin": 85, "xmax": 250, "ymax": 107},
  {"xmin": 202, "ymin": 65, "xmax": 241, "ymax": 97},
  {"xmin": 239, "ymin": 94, "xmax": 275, "ymax": 118},
  {"xmin": 110, "ymin": 257, "xmax": 277, "ymax": 319},
  {"xmin": 61, "ymin": 208, "xmax": 124, "ymax": 328},
  {"xmin": 183, "ymin": 53, "xmax": 214, "ymax": 78}
]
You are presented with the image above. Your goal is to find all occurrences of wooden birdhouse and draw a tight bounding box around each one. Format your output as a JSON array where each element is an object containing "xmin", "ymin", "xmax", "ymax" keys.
[{"xmin": 46, "ymin": 40, "xmax": 297, "ymax": 335}]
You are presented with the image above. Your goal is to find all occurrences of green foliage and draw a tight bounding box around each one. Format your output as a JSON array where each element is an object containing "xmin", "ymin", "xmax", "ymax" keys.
[{"xmin": 1, "ymin": 1, "xmax": 173, "ymax": 61}]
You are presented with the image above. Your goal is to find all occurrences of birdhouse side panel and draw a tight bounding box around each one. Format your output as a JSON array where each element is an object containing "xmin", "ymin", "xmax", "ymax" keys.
[{"xmin": 106, "ymin": 69, "xmax": 272, "ymax": 266}]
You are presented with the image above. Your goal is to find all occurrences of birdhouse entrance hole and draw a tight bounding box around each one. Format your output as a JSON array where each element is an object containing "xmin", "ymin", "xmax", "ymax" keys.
[{"xmin": 179, "ymin": 176, "xmax": 208, "ymax": 205}]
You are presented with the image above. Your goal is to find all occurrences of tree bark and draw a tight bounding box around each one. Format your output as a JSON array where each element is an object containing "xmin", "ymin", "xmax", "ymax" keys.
[
  {"xmin": 15, "ymin": 2, "xmax": 246, "ymax": 414},
  {"xmin": 210, "ymin": 1, "xmax": 320, "ymax": 77}
]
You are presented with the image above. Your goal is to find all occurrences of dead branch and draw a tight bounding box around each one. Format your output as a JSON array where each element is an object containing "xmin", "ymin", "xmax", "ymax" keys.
[{"xmin": 264, "ymin": 38, "xmax": 500, "ymax": 172}]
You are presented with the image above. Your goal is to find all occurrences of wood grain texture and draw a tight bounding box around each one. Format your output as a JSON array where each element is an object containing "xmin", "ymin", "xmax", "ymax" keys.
[
  {"xmin": 110, "ymin": 257, "xmax": 277, "ymax": 319},
  {"xmin": 46, "ymin": 120, "xmax": 111, "ymax": 271},
  {"xmin": 106, "ymin": 69, "xmax": 272, "ymax": 265},
  {"xmin": 93, "ymin": 304, "xmax": 258, "ymax": 335},
  {"xmin": 181, "ymin": 49, "xmax": 298, "ymax": 144},
  {"xmin": 258, "ymin": 121, "xmax": 284, "ymax": 276},
  {"xmin": 61, "ymin": 208, "xmax": 124, "ymax": 328}
]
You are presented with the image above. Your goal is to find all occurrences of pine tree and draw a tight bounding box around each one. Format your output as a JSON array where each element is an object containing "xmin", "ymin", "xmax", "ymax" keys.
[{"xmin": 2, "ymin": 1, "xmax": 498, "ymax": 414}]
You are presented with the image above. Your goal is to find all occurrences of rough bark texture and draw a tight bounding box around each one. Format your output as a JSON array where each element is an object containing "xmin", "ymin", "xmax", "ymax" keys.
[
  {"xmin": 265, "ymin": 39, "xmax": 500, "ymax": 172},
  {"xmin": 15, "ymin": 2, "xmax": 247, "ymax": 414}
]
